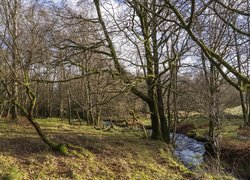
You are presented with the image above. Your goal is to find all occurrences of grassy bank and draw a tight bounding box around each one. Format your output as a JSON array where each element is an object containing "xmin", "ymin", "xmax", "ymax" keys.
[
  {"xmin": 0, "ymin": 118, "xmax": 234, "ymax": 179},
  {"xmin": 176, "ymin": 107, "xmax": 250, "ymax": 178}
]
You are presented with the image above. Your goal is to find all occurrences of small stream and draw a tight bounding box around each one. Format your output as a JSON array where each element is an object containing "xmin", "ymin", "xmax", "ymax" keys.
[
  {"xmin": 173, "ymin": 133, "xmax": 206, "ymax": 169},
  {"xmin": 147, "ymin": 130, "xmax": 206, "ymax": 169}
]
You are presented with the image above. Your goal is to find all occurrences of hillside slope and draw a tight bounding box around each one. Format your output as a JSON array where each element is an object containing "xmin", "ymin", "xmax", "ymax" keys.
[{"xmin": 0, "ymin": 118, "xmax": 233, "ymax": 179}]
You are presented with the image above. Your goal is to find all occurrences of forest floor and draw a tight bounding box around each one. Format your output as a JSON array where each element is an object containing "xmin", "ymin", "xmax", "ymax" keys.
[
  {"xmin": 0, "ymin": 117, "xmax": 234, "ymax": 180},
  {"xmin": 176, "ymin": 106, "xmax": 250, "ymax": 179}
]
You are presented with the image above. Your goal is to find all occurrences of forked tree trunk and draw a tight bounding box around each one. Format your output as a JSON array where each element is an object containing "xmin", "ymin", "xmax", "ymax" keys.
[{"xmin": 14, "ymin": 84, "xmax": 65, "ymax": 153}]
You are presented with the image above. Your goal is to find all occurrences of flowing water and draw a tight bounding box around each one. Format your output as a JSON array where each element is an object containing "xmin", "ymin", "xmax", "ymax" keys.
[
  {"xmin": 147, "ymin": 130, "xmax": 206, "ymax": 169},
  {"xmin": 173, "ymin": 133, "xmax": 206, "ymax": 169}
]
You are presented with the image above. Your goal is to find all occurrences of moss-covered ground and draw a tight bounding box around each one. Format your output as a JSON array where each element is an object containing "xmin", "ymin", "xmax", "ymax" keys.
[{"xmin": 0, "ymin": 117, "xmax": 235, "ymax": 179}]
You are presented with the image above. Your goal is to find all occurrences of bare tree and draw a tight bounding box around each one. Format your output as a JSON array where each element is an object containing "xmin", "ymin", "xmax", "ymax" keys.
[{"xmin": 93, "ymin": 0, "xmax": 190, "ymax": 142}]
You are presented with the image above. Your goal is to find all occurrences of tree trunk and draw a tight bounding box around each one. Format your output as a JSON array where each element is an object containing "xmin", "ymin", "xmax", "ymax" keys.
[
  {"xmin": 10, "ymin": 0, "xmax": 19, "ymax": 121},
  {"xmin": 46, "ymin": 84, "xmax": 52, "ymax": 118},
  {"xmin": 201, "ymin": 50, "xmax": 221, "ymax": 166},
  {"xmin": 246, "ymin": 0, "xmax": 250, "ymax": 126},
  {"xmin": 35, "ymin": 81, "xmax": 39, "ymax": 117},
  {"xmin": 166, "ymin": 84, "xmax": 172, "ymax": 143},
  {"xmin": 59, "ymin": 100, "xmax": 64, "ymax": 121},
  {"xmin": 246, "ymin": 93, "xmax": 250, "ymax": 126},
  {"xmin": 148, "ymin": 91, "xmax": 162, "ymax": 139},
  {"xmin": 16, "ymin": 84, "xmax": 64, "ymax": 153},
  {"xmin": 234, "ymin": 31, "xmax": 249, "ymax": 126},
  {"xmin": 172, "ymin": 59, "xmax": 179, "ymax": 144},
  {"xmin": 10, "ymin": 84, "xmax": 18, "ymax": 120},
  {"xmin": 157, "ymin": 85, "xmax": 169, "ymax": 143},
  {"xmin": 151, "ymin": 9, "xmax": 169, "ymax": 142},
  {"xmin": 67, "ymin": 88, "xmax": 72, "ymax": 125},
  {"xmin": 95, "ymin": 104, "xmax": 101, "ymax": 126},
  {"xmin": 208, "ymin": 64, "xmax": 221, "ymax": 166},
  {"xmin": 59, "ymin": 82, "xmax": 64, "ymax": 121}
]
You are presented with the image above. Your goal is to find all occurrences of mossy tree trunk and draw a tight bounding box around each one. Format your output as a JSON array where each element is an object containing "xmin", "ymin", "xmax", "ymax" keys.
[
  {"xmin": 9, "ymin": 0, "xmax": 19, "ymax": 121},
  {"xmin": 136, "ymin": 0, "xmax": 162, "ymax": 140},
  {"xmin": 148, "ymin": 96, "xmax": 162, "ymax": 140},
  {"xmin": 10, "ymin": 84, "xmax": 18, "ymax": 120},
  {"xmin": 150, "ymin": 4, "xmax": 170, "ymax": 142},
  {"xmin": 14, "ymin": 80, "xmax": 63, "ymax": 152},
  {"xmin": 247, "ymin": 1, "xmax": 250, "ymax": 126},
  {"xmin": 244, "ymin": 92, "xmax": 250, "ymax": 127},
  {"xmin": 156, "ymin": 87, "xmax": 168, "ymax": 142},
  {"xmin": 67, "ymin": 88, "xmax": 72, "ymax": 125},
  {"xmin": 234, "ymin": 31, "xmax": 250, "ymax": 127},
  {"xmin": 93, "ymin": 0, "xmax": 177, "ymax": 142},
  {"xmin": 201, "ymin": 52, "xmax": 221, "ymax": 166}
]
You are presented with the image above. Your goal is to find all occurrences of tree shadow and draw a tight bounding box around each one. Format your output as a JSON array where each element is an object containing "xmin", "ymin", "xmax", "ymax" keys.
[
  {"xmin": 0, "ymin": 136, "xmax": 50, "ymax": 156},
  {"xmin": 0, "ymin": 128, "xmax": 154, "ymax": 159}
]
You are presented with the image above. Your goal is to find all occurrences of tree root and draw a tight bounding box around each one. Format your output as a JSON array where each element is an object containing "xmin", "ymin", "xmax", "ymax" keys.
[{"xmin": 53, "ymin": 143, "xmax": 92, "ymax": 158}]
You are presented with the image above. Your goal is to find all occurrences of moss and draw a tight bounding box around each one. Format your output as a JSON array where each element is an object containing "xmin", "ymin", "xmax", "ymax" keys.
[
  {"xmin": 58, "ymin": 144, "xmax": 69, "ymax": 156},
  {"xmin": 3, "ymin": 167, "xmax": 23, "ymax": 180},
  {"xmin": 203, "ymin": 173, "xmax": 235, "ymax": 180},
  {"xmin": 0, "ymin": 118, "xmax": 236, "ymax": 179}
]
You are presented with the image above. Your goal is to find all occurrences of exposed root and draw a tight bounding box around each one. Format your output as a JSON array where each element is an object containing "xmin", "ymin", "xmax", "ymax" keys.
[{"xmin": 54, "ymin": 143, "xmax": 93, "ymax": 158}]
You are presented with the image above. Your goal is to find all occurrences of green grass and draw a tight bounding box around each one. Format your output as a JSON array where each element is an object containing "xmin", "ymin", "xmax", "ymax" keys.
[
  {"xmin": 224, "ymin": 106, "xmax": 243, "ymax": 117},
  {"xmin": 0, "ymin": 117, "xmax": 236, "ymax": 179},
  {"xmin": 0, "ymin": 118, "xmax": 190, "ymax": 179},
  {"xmin": 176, "ymin": 107, "xmax": 250, "ymax": 179}
]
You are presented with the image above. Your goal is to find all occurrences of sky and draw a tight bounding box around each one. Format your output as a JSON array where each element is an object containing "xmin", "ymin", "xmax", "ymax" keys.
[{"xmin": 50, "ymin": 0, "xmax": 77, "ymax": 5}]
